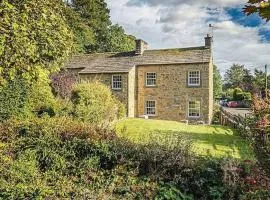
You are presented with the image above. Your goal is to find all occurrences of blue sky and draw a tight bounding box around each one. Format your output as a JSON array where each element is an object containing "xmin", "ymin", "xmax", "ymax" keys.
[{"xmin": 106, "ymin": 0, "xmax": 270, "ymax": 74}]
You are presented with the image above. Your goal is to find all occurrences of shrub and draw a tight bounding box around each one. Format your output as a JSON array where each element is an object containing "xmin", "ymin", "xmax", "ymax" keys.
[
  {"xmin": 109, "ymin": 133, "xmax": 195, "ymax": 180},
  {"xmin": 212, "ymin": 104, "xmax": 221, "ymax": 124},
  {"xmin": 26, "ymin": 78, "xmax": 59, "ymax": 118},
  {"xmin": 71, "ymin": 81, "xmax": 126, "ymax": 126},
  {"xmin": 0, "ymin": 75, "xmax": 64, "ymax": 120},
  {"xmin": 0, "ymin": 77, "xmax": 30, "ymax": 121},
  {"xmin": 1, "ymin": 116, "xmax": 270, "ymax": 199},
  {"xmin": 233, "ymin": 88, "xmax": 243, "ymax": 101},
  {"xmin": 50, "ymin": 70, "xmax": 77, "ymax": 99},
  {"xmin": 155, "ymin": 182, "xmax": 193, "ymax": 200}
]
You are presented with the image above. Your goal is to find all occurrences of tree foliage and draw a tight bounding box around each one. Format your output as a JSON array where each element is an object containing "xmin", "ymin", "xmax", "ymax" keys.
[
  {"xmin": 213, "ymin": 65, "xmax": 222, "ymax": 99},
  {"xmin": 97, "ymin": 25, "xmax": 136, "ymax": 53},
  {"xmin": 0, "ymin": 77, "xmax": 29, "ymax": 120},
  {"xmin": 252, "ymin": 69, "xmax": 270, "ymax": 94},
  {"xmin": 224, "ymin": 64, "xmax": 246, "ymax": 89},
  {"xmin": 244, "ymin": 0, "xmax": 270, "ymax": 21},
  {"xmin": 0, "ymin": 0, "xmax": 73, "ymax": 85},
  {"xmin": 65, "ymin": 0, "xmax": 135, "ymax": 53},
  {"xmin": 63, "ymin": 6, "xmax": 95, "ymax": 53}
]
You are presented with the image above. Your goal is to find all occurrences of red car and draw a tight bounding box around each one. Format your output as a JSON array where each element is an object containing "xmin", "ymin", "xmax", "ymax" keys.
[{"xmin": 227, "ymin": 101, "xmax": 238, "ymax": 108}]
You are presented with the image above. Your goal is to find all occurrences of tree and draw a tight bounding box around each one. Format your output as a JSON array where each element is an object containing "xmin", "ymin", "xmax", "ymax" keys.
[
  {"xmin": 213, "ymin": 65, "xmax": 222, "ymax": 99},
  {"xmin": 0, "ymin": 0, "xmax": 73, "ymax": 85},
  {"xmin": 244, "ymin": 0, "xmax": 270, "ymax": 21},
  {"xmin": 224, "ymin": 64, "xmax": 246, "ymax": 89},
  {"xmin": 65, "ymin": 0, "xmax": 135, "ymax": 53},
  {"xmin": 252, "ymin": 69, "xmax": 270, "ymax": 95},
  {"xmin": 97, "ymin": 25, "xmax": 136, "ymax": 53},
  {"xmin": 242, "ymin": 68, "xmax": 254, "ymax": 92},
  {"xmin": 63, "ymin": 6, "xmax": 95, "ymax": 53},
  {"xmin": 0, "ymin": 0, "xmax": 73, "ymax": 120}
]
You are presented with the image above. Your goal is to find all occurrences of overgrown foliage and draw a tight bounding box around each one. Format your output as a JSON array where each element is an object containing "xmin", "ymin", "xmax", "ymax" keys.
[
  {"xmin": 0, "ymin": 0, "xmax": 73, "ymax": 85},
  {"xmin": 64, "ymin": 0, "xmax": 135, "ymax": 53},
  {"xmin": 0, "ymin": 117, "xmax": 269, "ymax": 199},
  {"xmin": 244, "ymin": 0, "xmax": 270, "ymax": 21},
  {"xmin": 51, "ymin": 70, "xmax": 77, "ymax": 99},
  {"xmin": 0, "ymin": 77, "xmax": 29, "ymax": 120},
  {"xmin": 238, "ymin": 95, "xmax": 270, "ymax": 175},
  {"xmin": 214, "ymin": 65, "xmax": 223, "ymax": 99},
  {"xmin": 71, "ymin": 82, "xmax": 126, "ymax": 126}
]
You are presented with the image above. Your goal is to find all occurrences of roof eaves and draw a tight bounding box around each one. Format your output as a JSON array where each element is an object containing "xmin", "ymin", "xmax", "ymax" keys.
[
  {"xmin": 135, "ymin": 61, "xmax": 210, "ymax": 67},
  {"xmin": 79, "ymin": 70, "xmax": 130, "ymax": 74}
]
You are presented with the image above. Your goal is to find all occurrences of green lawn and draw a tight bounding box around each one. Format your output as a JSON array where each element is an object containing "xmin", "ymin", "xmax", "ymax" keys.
[{"xmin": 115, "ymin": 118, "xmax": 255, "ymax": 160}]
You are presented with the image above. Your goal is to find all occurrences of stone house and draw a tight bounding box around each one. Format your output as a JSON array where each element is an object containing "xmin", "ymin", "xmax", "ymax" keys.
[{"xmin": 66, "ymin": 35, "xmax": 214, "ymax": 124}]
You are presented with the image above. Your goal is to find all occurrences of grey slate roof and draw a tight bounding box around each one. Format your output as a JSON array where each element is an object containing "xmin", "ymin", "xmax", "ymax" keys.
[{"xmin": 66, "ymin": 46, "xmax": 211, "ymax": 74}]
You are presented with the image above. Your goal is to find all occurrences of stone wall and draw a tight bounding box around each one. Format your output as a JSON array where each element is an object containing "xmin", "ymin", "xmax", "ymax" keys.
[{"xmin": 135, "ymin": 63, "xmax": 213, "ymax": 124}]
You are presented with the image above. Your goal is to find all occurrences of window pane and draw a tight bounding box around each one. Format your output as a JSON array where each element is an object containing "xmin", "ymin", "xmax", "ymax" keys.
[
  {"xmin": 188, "ymin": 71, "xmax": 200, "ymax": 86},
  {"xmin": 112, "ymin": 75, "xmax": 122, "ymax": 89},
  {"xmin": 188, "ymin": 101, "xmax": 200, "ymax": 117},
  {"xmin": 146, "ymin": 73, "xmax": 156, "ymax": 86},
  {"xmin": 146, "ymin": 100, "xmax": 156, "ymax": 115}
]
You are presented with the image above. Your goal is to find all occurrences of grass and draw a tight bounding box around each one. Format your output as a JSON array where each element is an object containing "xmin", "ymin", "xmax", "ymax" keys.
[{"xmin": 115, "ymin": 118, "xmax": 255, "ymax": 160}]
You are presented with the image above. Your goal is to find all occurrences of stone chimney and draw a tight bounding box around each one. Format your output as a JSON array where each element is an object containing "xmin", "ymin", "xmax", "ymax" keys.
[
  {"xmin": 205, "ymin": 34, "xmax": 213, "ymax": 48},
  {"xmin": 135, "ymin": 39, "xmax": 148, "ymax": 55}
]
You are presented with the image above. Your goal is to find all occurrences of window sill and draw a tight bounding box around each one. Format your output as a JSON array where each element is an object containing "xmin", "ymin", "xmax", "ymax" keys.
[
  {"xmin": 145, "ymin": 85, "xmax": 157, "ymax": 88},
  {"xmin": 146, "ymin": 114, "xmax": 158, "ymax": 117},
  {"xmin": 188, "ymin": 116, "xmax": 201, "ymax": 119},
  {"xmin": 112, "ymin": 88, "xmax": 122, "ymax": 91}
]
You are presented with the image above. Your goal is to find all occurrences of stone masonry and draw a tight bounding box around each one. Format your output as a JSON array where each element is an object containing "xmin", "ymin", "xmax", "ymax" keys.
[
  {"xmin": 136, "ymin": 62, "xmax": 213, "ymax": 124},
  {"xmin": 66, "ymin": 35, "xmax": 214, "ymax": 124}
]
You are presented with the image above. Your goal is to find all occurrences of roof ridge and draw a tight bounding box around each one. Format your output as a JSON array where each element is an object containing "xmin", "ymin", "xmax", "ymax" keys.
[{"xmin": 145, "ymin": 46, "xmax": 208, "ymax": 52}]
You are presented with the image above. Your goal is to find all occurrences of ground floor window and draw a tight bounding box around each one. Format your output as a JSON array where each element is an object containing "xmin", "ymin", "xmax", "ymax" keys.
[
  {"xmin": 145, "ymin": 100, "xmax": 156, "ymax": 115},
  {"xmin": 112, "ymin": 75, "xmax": 122, "ymax": 90},
  {"xmin": 188, "ymin": 101, "xmax": 200, "ymax": 117}
]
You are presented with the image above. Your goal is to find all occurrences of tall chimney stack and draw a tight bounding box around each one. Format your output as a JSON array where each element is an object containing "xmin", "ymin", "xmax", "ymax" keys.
[
  {"xmin": 205, "ymin": 34, "xmax": 213, "ymax": 48},
  {"xmin": 135, "ymin": 39, "xmax": 148, "ymax": 55}
]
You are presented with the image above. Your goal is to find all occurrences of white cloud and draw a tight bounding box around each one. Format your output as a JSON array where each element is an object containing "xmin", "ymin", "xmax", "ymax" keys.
[
  {"xmin": 125, "ymin": 0, "xmax": 246, "ymax": 7},
  {"xmin": 106, "ymin": 0, "xmax": 270, "ymax": 75}
]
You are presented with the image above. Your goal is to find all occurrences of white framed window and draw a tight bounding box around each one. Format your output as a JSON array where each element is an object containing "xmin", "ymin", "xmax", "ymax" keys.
[
  {"xmin": 112, "ymin": 75, "xmax": 122, "ymax": 90},
  {"xmin": 145, "ymin": 100, "xmax": 156, "ymax": 116},
  {"xmin": 188, "ymin": 101, "xmax": 200, "ymax": 118},
  {"xmin": 146, "ymin": 72, "xmax": 156, "ymax": 86},
  {"xmin": 188, "ymin": 71, "xmax": 200, "ymax": 86}
]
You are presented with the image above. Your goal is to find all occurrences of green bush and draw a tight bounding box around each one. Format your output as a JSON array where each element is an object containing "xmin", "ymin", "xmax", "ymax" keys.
[
  {"xmin": 71, "ymin": 81, "xmax": 126, "ymax": 126},
  {"xmin": 232, "ymin": 88, "xmax": 251, "ymax": 101},
  {"xmin": 26, "ymin": 78, "xmax": 59, "ymax": 118},
  {"xmin": 0, "ymin": 75, "xmax": 66, "ymax": 121},
  {"xmin": 233, "ymin": 87, "xmax": 243, "ymax": 101},
  {"xmin": 240, "ymin": 190, "xmax": 270, "ymax": 200},
  {"xmin": 0, "ymin": 77, "xmax": 29, "ymax": 121},
  {"xmin": 1, "ymin": 117, "xmax": 269, "ymax": 199},
  {"xmin": 155, "ymin": 183, "xmax": 193, "ymax": 200}
]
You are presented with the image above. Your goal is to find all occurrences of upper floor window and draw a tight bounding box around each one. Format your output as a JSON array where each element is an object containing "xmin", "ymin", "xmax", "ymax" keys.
[
  {"xmin": 146, "ymin": 72, "xmax": 156, "ymax": 86},
  {"xmin": 112, "ymin": 75, "xmax": 122, "ymax": 90},
  {"xmin": 188, "ymin": 71, "xmax": 200, "ymax": 86},
  {"xmin": 145, "ymin": 100, "xmax": 156, "ymax": 116},
  {"xmin": 188, "ymin": 101, "xmax": 200, "ymax": 118}
]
